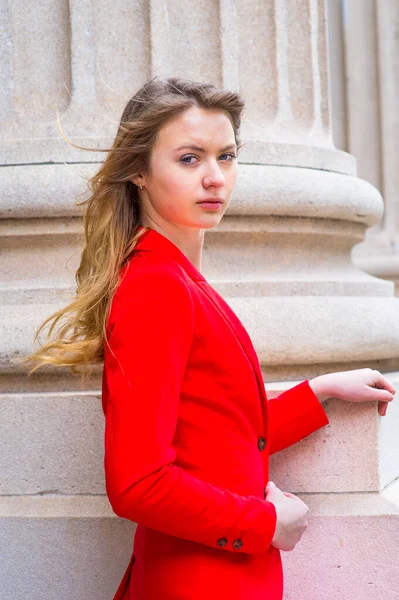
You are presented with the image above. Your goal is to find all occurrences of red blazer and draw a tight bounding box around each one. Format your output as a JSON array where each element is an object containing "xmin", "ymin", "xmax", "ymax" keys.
[{"xmin": 102, "ymin": 226, "xmax": 329, "ymax": 600}]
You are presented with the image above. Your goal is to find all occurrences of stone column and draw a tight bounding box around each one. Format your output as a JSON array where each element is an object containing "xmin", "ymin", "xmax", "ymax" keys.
[
  {"xmin": 345, "ymin": 1, "xmax": 399, "ymax": 297},
  {"xmin": 1, "ymin": 1, "xmax": 398, "ymax": 599},
  {"xmin": 0, "ymin": 1, "xmax": 140, "ymax": 598},
  {"xmin": 202, "ymin": 1, "xmax": 399, "ymax": 598}
]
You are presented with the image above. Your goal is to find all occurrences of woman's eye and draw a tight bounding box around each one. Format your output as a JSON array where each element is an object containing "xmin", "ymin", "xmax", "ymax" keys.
[{"xmin": 180, "ymin": 153, "xmax": 237, "ymax": 165}]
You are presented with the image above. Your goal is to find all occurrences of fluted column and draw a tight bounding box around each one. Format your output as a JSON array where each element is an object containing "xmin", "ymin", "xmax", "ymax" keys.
[
  {"xmin": 347, "ymin": 1, "xmax": 399, "ymax": 296},
  {"xmin": 1, "ymin": 1, "xmax": 398, "ymax": 599},
  {"xmin": 203, "ymin": 0, "xmax": 399, "ymax": 380},
  {"xmin": 0, "ymin": 1, "xmax": 148, "ymax": 597}
]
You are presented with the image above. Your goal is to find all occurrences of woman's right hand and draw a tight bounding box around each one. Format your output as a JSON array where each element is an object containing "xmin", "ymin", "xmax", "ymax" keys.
[{"xmin": 264, "ymin": 481, "xmax": 309, "ymax": 551}]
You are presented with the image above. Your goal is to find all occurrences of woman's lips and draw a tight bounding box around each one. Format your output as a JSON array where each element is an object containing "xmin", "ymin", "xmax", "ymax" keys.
[
  {"xmin": 197, "ymin": 198, "xmax": 224, "ymax": 203},
  {"xmin": 196, "ymin": 201, "xmax": 223, "ymax": 209}
]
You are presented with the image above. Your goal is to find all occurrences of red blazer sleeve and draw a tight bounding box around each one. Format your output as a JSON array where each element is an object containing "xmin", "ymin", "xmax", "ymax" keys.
[
  {"xmin": 102, "ymin": 264, "xmax": 277, "ymax": 556},
  {"xmin": 267, "ymin": 379, "xmax": 330, "ymax": 455}
]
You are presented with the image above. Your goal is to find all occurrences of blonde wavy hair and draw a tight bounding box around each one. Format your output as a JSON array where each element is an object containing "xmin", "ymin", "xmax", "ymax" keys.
[{"xmin": 20, "ymin": 76, "xmax": 246, "ymax": 385}]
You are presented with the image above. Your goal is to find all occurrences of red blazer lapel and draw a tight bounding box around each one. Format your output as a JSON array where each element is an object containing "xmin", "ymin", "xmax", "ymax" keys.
[
  {"xmin": 133, "ymin": 227, "xmax": 268, "ymax": 411},
  {"xmin": 196, "ymin": 282, "xmax": 262, "ymax": 377},
  {"xmin": 196, "ymin": 281, "xmax": 268, "ymax": 413}
]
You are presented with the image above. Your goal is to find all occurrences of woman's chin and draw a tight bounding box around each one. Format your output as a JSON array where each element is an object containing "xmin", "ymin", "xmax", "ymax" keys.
[{"xmin": 194, "ymin": 214, "xmax": 226, "ymax": 229}]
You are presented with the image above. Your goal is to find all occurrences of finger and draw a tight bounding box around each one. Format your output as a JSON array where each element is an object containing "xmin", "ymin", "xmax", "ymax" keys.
[
  {"xmin": 266, "ymin": 483, "xmax": 285, "ymax": 498},
  {"xmin": 378, "ymin": 400, "xmax": 388, "ymax": 416},
  {"xmin": 373, "ymin": 374, "xmax": 396, "ymax": 395},
  {"xmin": 283, "ymin": 491, "xmax": 297, "ymax": 499},
  {"xmin": 265, "ymin": 482, "xmax": 274, "ymax": 496},
  {"xmin": 379, "ymin": 375, "xmax": 396, "ymax": 394},
  {"xmin": 371, "ymin": 388, "xmax": 395, "ymax": 402},
  {"xmin": 384, "ymin": 380, "xmax": 396, "ymax": 395}
]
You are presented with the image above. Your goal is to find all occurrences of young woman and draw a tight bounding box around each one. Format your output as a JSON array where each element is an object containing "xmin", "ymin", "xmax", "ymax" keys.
[{"xmin": 24, "ymin": 76, "xmax": 396, "ymax": 600}]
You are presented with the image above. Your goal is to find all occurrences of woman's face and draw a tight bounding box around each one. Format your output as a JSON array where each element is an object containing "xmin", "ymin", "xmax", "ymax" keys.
[{"xmin": 134, "ymin": 106, "xmax": 239, "ymax": 231}]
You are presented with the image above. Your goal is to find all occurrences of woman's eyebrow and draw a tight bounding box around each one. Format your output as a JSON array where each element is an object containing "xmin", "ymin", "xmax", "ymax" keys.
[{"xmin": 174, "ymin": 143, "xmax": 237, "ymax": 152}]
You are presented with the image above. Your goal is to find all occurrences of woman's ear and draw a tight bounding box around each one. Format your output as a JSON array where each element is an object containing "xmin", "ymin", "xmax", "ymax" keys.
[{"xmin": 130, "ymin": 176, "xmax": 142, "ymax": 187}]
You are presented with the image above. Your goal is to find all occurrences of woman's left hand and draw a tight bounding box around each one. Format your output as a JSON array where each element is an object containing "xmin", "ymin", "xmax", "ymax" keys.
[{"xmin": 311, "ymin": 368, "xmax": 396, "ymax": 416}]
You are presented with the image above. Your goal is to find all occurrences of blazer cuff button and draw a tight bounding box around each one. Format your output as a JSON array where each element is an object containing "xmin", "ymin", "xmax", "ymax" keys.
[
  {"xmin": 217, "ymin": 537, "xmax": 228, "ymax": 547},
  {"xmin": 233, "ymin": 539, "xmax": 243, "ymax": 550}
]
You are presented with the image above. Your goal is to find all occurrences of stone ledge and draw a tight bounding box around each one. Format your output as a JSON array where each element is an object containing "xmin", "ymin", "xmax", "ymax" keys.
[
  {"xmin": 302, "ymin": 481, "xmax": 399, "ymax": 516},
  {"xmin": 0, "ymin": 495, "xmax": 117, "ymax": 518},
  {"xmin": 0, "ymin": 489, "xmax": 398, "ymax": 519}
]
